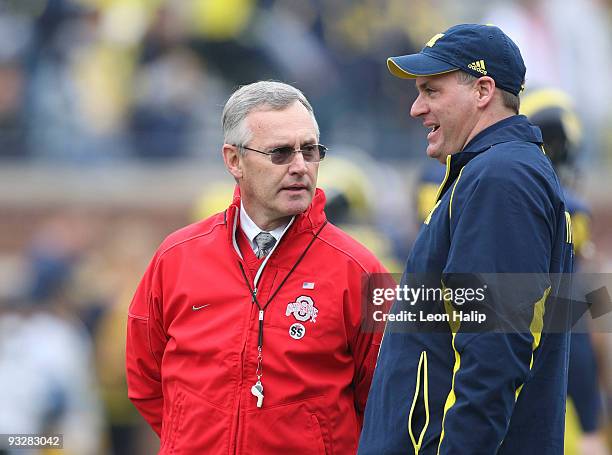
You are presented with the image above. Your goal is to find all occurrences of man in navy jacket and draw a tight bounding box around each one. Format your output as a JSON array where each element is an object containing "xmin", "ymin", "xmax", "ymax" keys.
[{"xmin": 359, "ymin": 24, "xmax": 573, "ymax": 454}]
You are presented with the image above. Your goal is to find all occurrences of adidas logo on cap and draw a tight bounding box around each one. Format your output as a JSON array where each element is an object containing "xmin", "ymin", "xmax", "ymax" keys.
[{"xmin": 468, "ymin": 60, "xmax": 487, "ymax": 75}]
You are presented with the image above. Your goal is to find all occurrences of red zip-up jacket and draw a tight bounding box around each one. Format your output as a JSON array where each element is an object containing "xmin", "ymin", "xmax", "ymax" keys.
[{"xmin": 126, "ymin": 188, "xmax": 387, "ymax": 454}]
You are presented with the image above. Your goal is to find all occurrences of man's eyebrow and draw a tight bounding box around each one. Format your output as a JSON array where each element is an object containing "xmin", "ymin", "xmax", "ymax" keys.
[
  {"xmin": 267, "ymin": 143, "xmax": 293, "ymax": 149},
  {"xmin": 416, "ymin": 80, "xmax": 430, "ymax": 91},
  {"xmin": 268, "ymin": 138, "xmax": 317, "ymax": 149}
]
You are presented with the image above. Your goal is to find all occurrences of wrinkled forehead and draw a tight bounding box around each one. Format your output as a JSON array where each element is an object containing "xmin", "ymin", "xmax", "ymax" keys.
[{"xmin": 246, "ymin": 102, "xmax": 319, "ymax": 141}]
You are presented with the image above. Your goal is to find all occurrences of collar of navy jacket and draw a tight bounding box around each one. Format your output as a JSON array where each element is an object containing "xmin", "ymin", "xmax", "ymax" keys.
[{"xmin": 437, "ymin": 114, "xmax": 544, "ymax": 200}]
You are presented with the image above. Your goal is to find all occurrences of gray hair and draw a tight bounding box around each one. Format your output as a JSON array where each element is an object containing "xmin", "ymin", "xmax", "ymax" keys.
[
  {"xmin": 222, "ymin": 81, "xmax": 319, "ymax": 148},
  {"xmin": 456, "ymin": 71, "xmax": 520, "ymax": 114}
]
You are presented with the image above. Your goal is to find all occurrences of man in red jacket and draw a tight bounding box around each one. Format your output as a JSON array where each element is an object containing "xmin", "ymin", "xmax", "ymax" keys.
[{"xmin": 126, "ymin": 81, "xmax": 388, "ymax": 454}]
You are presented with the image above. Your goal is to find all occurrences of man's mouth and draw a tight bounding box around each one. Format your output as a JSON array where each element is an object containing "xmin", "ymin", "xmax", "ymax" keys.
[
  {"xmin": 427, "ymin": 125, "xmax": 440, "ymax": 140},
  {"xmin": 282, "ymin": 185, "xmax": 309, "ymax": 192}
]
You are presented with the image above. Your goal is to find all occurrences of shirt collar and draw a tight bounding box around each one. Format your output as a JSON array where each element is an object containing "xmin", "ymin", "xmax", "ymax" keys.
[{"xmin": 240, "ymin": 203, "xmax": 290, "ymax": 251}]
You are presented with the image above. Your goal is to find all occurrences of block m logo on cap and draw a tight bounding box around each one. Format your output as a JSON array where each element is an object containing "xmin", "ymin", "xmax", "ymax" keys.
[{"xmin": 426, "ymin": 33, "xmax": 445, "ymax": 47}]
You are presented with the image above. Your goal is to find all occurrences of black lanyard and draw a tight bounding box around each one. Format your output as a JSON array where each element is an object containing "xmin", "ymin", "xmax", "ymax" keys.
[{"xmin": 238, "ymin": 221, "xmax": 327, "ymax": 407}]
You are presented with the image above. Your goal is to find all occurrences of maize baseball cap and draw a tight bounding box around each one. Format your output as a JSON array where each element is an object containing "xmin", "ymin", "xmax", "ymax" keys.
[{"xmin": 387, "ymin": 24, "xmax": 526, "ymax": 96}]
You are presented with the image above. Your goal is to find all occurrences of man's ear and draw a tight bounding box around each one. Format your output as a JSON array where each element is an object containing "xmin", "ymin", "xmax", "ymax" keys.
[
  {"xmin": 223, "ymin": 144, "xmax": 243, "ymax": 180},
  {"xmin": 475, "ymin": 76, "xmax": 496, "ymax": 108}
]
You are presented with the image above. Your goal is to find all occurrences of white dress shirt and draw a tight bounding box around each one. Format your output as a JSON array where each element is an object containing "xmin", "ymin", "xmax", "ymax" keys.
[{"xmin": 239, "ymin": 203, "xmax": 291, "ymax": 254}]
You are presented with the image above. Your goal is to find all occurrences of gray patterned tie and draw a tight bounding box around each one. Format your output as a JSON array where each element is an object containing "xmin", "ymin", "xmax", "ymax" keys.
[{"xmin": 254, "ymin": 232, "xmax": 277, "ymax": 258}]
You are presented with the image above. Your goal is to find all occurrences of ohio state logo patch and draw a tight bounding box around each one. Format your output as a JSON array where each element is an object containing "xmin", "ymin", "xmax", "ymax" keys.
[{"xmin": 286, "ymin": 295, "xmax": 318, "ymax": 323}]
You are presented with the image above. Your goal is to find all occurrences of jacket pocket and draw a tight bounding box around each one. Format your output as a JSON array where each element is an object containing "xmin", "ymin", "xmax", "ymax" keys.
[
  {"xmin": 311, "ymin": 414, "xmax": 327, "ymax": 455},
  {"xmin": 244, "ymin": 396, "xmax": 332, "ymax": 454},
  {"xmin": 408, "ymin": 351, "xmax": 430, "ymax": 454},
  {"xmin": 161, "ymin": 383, "xmax": 231, "ymax": 454}
]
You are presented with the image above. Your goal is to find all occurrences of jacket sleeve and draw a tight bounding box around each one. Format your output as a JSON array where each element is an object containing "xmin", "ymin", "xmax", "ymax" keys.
[
  {"xmin": 126, "ymin": 253, "xmax": 167, "ymax": 436},
  {"xmin": 437, "ymin": 170, "xmax": 558, "ymax": 454},
  {"xmin": 347, "ymin": 260, "xmax": 390, "ymax": 424}
]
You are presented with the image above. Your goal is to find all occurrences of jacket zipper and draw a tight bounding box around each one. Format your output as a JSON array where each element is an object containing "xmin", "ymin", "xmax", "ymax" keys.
[
  {"xmin": 228, "ymin": 209, "xmax": 324, "ymax": 452},
  {"xmin": 233, "ymin": 223, "xmax": 278, "ymax": 453},
  {"xmin": 229, "ymin": 205, "xmax": 258, "ymax": 453}
]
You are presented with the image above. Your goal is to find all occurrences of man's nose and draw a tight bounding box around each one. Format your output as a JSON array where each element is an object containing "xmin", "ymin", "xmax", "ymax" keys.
[
  {"xmin": 410, "ymin": 94, "xmax": 427, "ymax": 118},
  {"xmin": 288, "ymin": 151, "xmax": 308, "ymax": 175}
]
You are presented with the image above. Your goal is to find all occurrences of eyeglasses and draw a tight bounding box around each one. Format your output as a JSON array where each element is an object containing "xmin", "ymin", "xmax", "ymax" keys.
[{"xmin": 238, "ymin": 143, "xmax": 327, "ymax": 165}]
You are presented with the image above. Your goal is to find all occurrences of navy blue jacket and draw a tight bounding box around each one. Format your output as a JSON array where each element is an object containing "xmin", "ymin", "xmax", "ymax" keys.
[{"xmin": 359, "ymin": 115, "xmax": 573, "ymax": 454}]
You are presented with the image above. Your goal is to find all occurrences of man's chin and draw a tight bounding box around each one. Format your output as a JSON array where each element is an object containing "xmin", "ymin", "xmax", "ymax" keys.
[
  {"xmin": 280, "ymin": 197, "xmax": 312, "ymax": 216},
  {"xmin": 426, "ymin": 146, "xmax": 448, "ymax": 164},
  {"xmin": 426, "ymin": 147, "xmax": 440, "ymax": 160}
]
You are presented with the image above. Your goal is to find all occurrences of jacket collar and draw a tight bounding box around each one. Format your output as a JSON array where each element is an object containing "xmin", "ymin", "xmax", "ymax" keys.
[
  {"xmin": 438, "ymin": 115, "xmax": 543, "ymax": 198},
  {"xmin": 462, "ymin": 114, "xmax": 542, "ymax": 155}
]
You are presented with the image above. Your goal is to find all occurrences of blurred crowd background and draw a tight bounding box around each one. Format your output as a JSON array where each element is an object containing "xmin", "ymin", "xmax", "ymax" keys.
[{"xmin": 1, "ymin": 0, "xmax": 611, "ymax": 453}]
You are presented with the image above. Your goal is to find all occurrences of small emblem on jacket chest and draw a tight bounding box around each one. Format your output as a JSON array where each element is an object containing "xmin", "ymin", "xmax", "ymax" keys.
[
  {"xmin": 289, "ymin": 322, "xmax": 306, "ymax": 339},
  {"xmin": 285, "ymin": 295, "xmax": 318, "ymax": 323}
]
